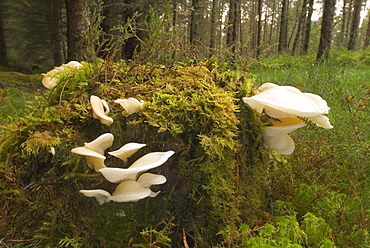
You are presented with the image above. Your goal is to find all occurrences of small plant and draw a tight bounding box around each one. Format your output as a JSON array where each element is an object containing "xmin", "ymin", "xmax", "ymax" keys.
[{"xmin": 215, "ymin": 213, "xmax": 335, "ymax": 248}]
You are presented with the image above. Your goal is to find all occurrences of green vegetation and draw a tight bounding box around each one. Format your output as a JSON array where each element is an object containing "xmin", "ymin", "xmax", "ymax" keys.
[{"xmin": 0, "ymin": 50, "xmax": 369, "ymax": 247}]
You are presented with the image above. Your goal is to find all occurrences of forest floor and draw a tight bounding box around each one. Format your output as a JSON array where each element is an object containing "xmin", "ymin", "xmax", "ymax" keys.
[{"xmin": 0, "ymin": 71, "xmax": 43, "ymax": 123}]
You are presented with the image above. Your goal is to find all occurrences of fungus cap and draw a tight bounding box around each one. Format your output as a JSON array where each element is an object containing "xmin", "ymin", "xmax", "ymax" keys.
[
  {"xmin": 264, "ymin": 117, "xmax": 306, "ymax": 136},
  {"xmin": 41, "ymin": 61, "xmax": 83, "ymax": 89},
  {"xmin": 79, "ymin": 189, "xmax": 111, "ymax": 205},
  {"xmin": 65, "ymin": 61, "xmax": 83, "ymax": 68},
  {"xmin": 108, "ymin": 143, "xmax": 146, "ymax": 164},
  {"xmin": 258, "ymin": 82, "xmax": 302, "ymax": 94},
  {"xmin": 243, "ymin": 86, "xmax": 330, "ymax": 118},
  {"xmin": 108, "ymin": 181, "xmax": 152, "ymax": 202},
  {"xmin": 99, "ymin": 151, "xmax": 175, "ymax": 183},
  {"xmin": 307, "ymin": 115, "xmax": 333, "ymax": 129},
  {"xmin": 114, "ymin": 98, "xmax": 144, "ymax": 117},
  {"xmin": 90, "ymin": 95, "xmax": 113, "ymax": 126},
  {"xmin": 264, "ymin": 133, "xmax": 295, "ymax": 155},
  {"xmin": 98, "ymin": 167, "xmax": 138, "ymax": 183},
  {"xmin": 71, "ymin": 146, "xmax": 106, "ymax": 171},
  {"xmin": 42, "ymin": 68, "xmax": 60, "ymax": 89},
  {"xmin": 137, "ymin": 173, "xmax": 167, "ymax": 187},
  {"xmin": 84, "ymin": 133, "xmax": 114, "ymax": 155}
]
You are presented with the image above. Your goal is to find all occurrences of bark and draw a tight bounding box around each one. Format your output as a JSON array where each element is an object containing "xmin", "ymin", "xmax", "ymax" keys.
[
  {"xmin": 292, "ymin": 0, "xmax": 308, "ymax": 55},
  {"xmin": 99, "ymin": 0, "xmax": 122, "ymax": 59},
  {"xmin": 190, "ymin": 0, "xmax": 202, "ymax": 46},
  {"xmin": 348, "ymin": 0, "xmax": 363, "ymax": 50},
  {"xmin": 341, "ymin": 0, "xmax": 348, "ymax": 37},
  {"xmin": 364, "ymin": 10, "xmax": 370, "ymax": 47},
  {"xmin": 302, "ymin": 0, "xmax": 314, "ymax": 54},
  {"xmin": 278, "ymin": 0, "xmax": 289, "ymax": 53},
  {"xmin": 0, "ymin": 1, "xmax": 8, "ymax": 66},
  {"xmin": 50, "ymin": 0, "xmax": 63, "ymax": 66},
  {"xmin": 65, "ymin": 0, "xmax": 90, "ymax": 61},
  {"xmin": 317, "ymin": 0, "xmax": 336, "ymax": 61},
  {"xmin": 345, "ymin": 0, "xmax": 354, "ymax": 38},
  {"xmin": 210, "ymin": 0, "xmax": 220, "ymax": 51},
  {"xmin": 268, "ymin": 0, "xmax": 277, "ymax": 52},
  {"xmin": 256, "ymin": 0, "xmax": 263, "ymax": 57},
  {"xmin": 226, "ymin": 0, "xmax": 241, "ymax": 52}
]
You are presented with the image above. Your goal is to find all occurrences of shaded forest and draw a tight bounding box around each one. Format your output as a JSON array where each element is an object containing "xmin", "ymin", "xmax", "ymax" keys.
[{"xmin": 0, "ymin": 0, "xmax": 370, "ymax": 71}]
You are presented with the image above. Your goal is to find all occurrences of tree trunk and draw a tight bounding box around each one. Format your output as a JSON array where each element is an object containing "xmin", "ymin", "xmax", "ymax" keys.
[
  {"xmin": 0, "ymin": 1, "xmax": 8, "ymax": 67},
  {"xmin": 292, "ymin": 0, "xmax": 308, "ymax": 55},
  {"xmin": 317, "ymin": 0, "xmax": 336, "ymax": 61},
  {"xmin": 99, "ymin": 0, "xmax": 122, "ymax": 59},
  {"xmin": 50, "ymin": 0, "xmax": 63, "ymax": 66},
  {"xmin": 268, "ymin": 0, "xmax": 277, "ymax": 53},
  {"xmin": 190, "ymin": 0, "xmax": 202, "ymax": 46},
  {"xmin": 341, "ymin": 0, "xmax": 348, "ymax": 38},
  {"xmin": 278, "ymin": 0, "xmax": 289, "ymax": 53},
  {"xmin": 226, "ymin": 0, "xmax": 241, "ymax": 52},
  {"xmin": 348, "ymin": 0, "xmax": 363, "ymax": 50},
  {"xmin": 302, "ymin": 0, "xmax": 314, "ymax": 54},
  {"xmin": 256, "ymin": 0, "xmax": 263, "ymax": 57},
  {"xmin": 65, "ymin": 0, "xmax": 90, "ymax": 61},
  {"xmin": 345, "ymin": 0, "xmax": 354, "ymax": 38},
  {"xmin": 210, "ymin": 0, "xmax": 220, "ymax": 52},
  {"xmin": 364, "ymin": 10, "xmax": 370, "ymax": 47}
]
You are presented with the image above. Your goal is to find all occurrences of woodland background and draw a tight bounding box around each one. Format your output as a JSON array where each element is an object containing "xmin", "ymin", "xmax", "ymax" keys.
[
  {"xmin": 0, "ymin": 0, "xmax": 369, "ymax": 247},
  {"xmin": 0, "ymin": 0, "xmax": 370, "ymax": 71}
]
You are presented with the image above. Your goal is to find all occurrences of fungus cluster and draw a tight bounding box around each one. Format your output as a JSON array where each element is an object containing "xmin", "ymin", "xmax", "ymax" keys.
[
  {"xmin": 71, "ymin": 94, "xmax": 173, "ymax": 204},
  {"xmin": 73, "ymin": 133, "xmax": 174, "ymax": 204},
  {"xmin": 42, "ymin": 61, "xmax": 83, "ymax": 89},
  {"xmin": 243, "ymin": 83, "xmax": 333, "ymax": 154},
  {"xmin": 90, "ymin": 95, "xmax": 144, "ymax": 126}
]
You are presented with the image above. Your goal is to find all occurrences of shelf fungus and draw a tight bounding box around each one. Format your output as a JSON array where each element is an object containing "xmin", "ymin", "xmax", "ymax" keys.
[
  {"xmin": 90, "ymin": 95, "xmax": 114, "ymax": 126},
  {"xmin": 137, "ymin": 173, "xmax": 167, "ymax": 188},
  {"xmin": 263, "ymin": 118, "xmax": 306, "ymax": 155},
  {"xmin": 75, "ymin": 134, "xmax": 173, "ymax": 204},
  {"xmin": 108, "ymin": 143, "xmax": 146, "ymax": 164},
  {"xmin": 79, "ymin": 174, "xmax": 166, "ymax": 204},
  {"xmin": 71, "ymin": 133, "xmax": 114, "ymax": 171},
  {"xmin": 243, "ymin": 83, "xmax": 333, "ymax": 154},
  {"xmin": 99, "ymin": 151, "xmax": 175, "ymax": 183},
  {"xmin": 108, "ymin": 180, "xmax": 160, "ymax": 203},
  {"xmin": 42, "ymin": 61, "xmax": 83, "ymax": 89},
  {"xmin": 79, "ymin": 189, "xmax": 111, "ymax": 205},
  {"xmin": 114, "ymin": 98, "xmax": 144, "ymax": 117},
  {"xmin": 243, "ymin": 83, "xmax": 333, "ymax": 128}
]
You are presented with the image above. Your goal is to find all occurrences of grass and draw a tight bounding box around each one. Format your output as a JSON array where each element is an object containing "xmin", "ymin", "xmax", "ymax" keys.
[{"xmin": 0, "ymin": 72, "xmax": 43, "ymax": 123}]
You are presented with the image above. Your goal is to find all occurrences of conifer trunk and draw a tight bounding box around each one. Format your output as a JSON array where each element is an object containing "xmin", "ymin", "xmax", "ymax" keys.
[
  {"xmin": 348, "ymin": 0, "xmax": 363, "ymax": 50},
  {"xmin": 302, "ymin": 0, "xmax": 314, "ymax": 54},
  {"xmin": 256, "ymin": 0, "xmax": 263, "ymax": 57},
  {"xmin": 278, "ymin": 0, "xmax": 289, "ymax": 53},
  {"xmin": 317, "ymin": 0, "xmax": 336, "ymax": 60},
  {"xmin": 65, "ymin": 0, "xmax": 89, "ymax": 61},
  {"xmin": 364, "ymin": 11, "xmax": 370, "ymax": 47},
  {"xmin": 50, "ymin": 0, "xmax": 63, "ymax": 66},
  {"xmin": 0, "ymin": 1, "xmax": 8, "ymax": 66},
  {"xmin": 226, "ymin": 0, "xmax": 241, "ymax": 52},
  {"xmin": 292, "ymin": 0, "xmax": 308, "ymax": 55},
  {"xmin": 210, "ymin": 0, "xmax": 220, "ymax": 52}
]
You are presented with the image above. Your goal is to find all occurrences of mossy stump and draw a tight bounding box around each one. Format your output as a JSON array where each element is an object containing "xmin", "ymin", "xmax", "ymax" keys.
[{"xmin": 0, "ymin": 60, "xmax": 270, "ymax": 247}]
